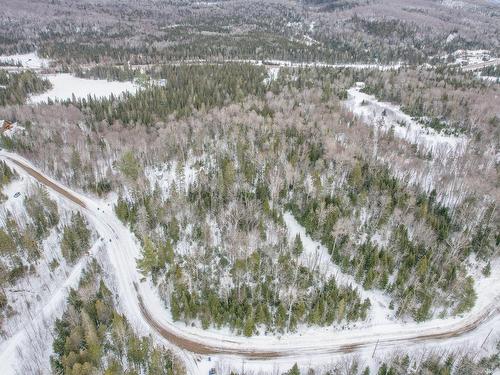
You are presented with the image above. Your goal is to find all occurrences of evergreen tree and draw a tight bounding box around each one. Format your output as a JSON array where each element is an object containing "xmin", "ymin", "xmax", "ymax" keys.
[
  {"xmin": 119, "ymin": 151, "xmax": 141, "ymax": 180},
  {"xmin": 293, "ymin": 234, "xmax": 304, "ymax": 257},
  {"xmin": 137, "ymin": 238, "xmax": 158, "ymax": 277}
]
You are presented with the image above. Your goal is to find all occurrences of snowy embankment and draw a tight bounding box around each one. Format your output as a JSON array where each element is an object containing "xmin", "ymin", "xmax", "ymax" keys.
[
  {"xmin": 29, "ymin": 73, "xmax": 139, "ymax": 104},
  {"xmin": 0, "ymin": 240, "xmax": 104, "ymax": 374},
  {"xmin": 0, "ymin": 151, "xmax": 498, "ymax": 375},
  {"xmin": 344, "ymin": 83, "xmax": 469, "ymax": 156},
  {"xmin": 0, "ymin": 178, "xmax": 84, "ymax": 336}
]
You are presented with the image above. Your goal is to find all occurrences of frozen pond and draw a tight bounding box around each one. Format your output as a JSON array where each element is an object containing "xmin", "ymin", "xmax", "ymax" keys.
[{"xmin": 29, "ymin": 73, "xmax": 139, "ymax": 104}]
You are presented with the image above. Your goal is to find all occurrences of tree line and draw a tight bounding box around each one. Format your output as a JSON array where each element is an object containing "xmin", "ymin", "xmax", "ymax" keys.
[{"xmin": 0, "ymin": 70, "xmax": 51, "ymax": 106}]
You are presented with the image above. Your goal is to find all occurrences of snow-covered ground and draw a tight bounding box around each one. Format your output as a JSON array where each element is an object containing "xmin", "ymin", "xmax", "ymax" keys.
[
  {"xmin": 344, "ymin": 83, "xmax": 469, "ymax": 156},
  {"xmin": 166, "ymin": 58, "xmax": 402, "ymax": 71},
  {"xmin": 0, "ymin": 121, "xmax": 25, "ymax": 138},
  {"xmin": 264, "ymin": 66, "xmax": 280, "ymax": 84},
  {"xmin": 0, "ymin": 151, "xmax": 498, "ymax": 375},
  {"xmin": 478, "ymin": 74, "xmax": 500, "ymax": 83},
  {"xmin": 452, "ymin": 49, "xmax": 492, "ymax": 65},
  {"xmin": 247, "ymin": 59, "xmax": 402, "ymax": 71},
  {"xmin": 0, "ymin": 170, "xmax": 102, "ymax": 374},
  {"xmin": 145, "ymin": 159, "xmax": 199, "ymax": 196},
  {"xmin": 0, "ymin": 52, "xmax": 50, "ymax": 69},
  {"xmin": 283, "ymin": 212, "xmax": 393, "ymax": 325},
  {"xmin": 29, "ymin": 73, "xmax": 139, "ymax": 104}
]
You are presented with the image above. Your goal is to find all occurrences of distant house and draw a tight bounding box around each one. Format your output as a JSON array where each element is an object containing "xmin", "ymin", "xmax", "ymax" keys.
[{"xmin": 1, "ymin": 120, "xmax": 15, "ymax": 133}]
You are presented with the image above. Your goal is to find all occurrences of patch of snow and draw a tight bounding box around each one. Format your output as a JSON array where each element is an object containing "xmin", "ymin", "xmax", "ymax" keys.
[
  {"xmin": 477, "ymin": 74, "xmax": 500, "ymax": 83},
  {"xmin": 286, "ymin": 21, "xmax": 303, "ymax": 31},
  {"xmin": 0, "ymin": 122, "xmax": 24, "ymax": 138},
  {"xmin": 145, "ymin": 159, "xmax": 199, "ymax": 197},
  {"xmin": 302, "ymin": 35, "xmax": 320, "ymax": 46},
  {"xmin": 194, "ymin": 1, "xmax": 217, "ymax": 5},
  {"xmin": 29, "ymin": 73, "xmax": 139, "ymax": 104},
  {"xmin": 445, "ymin": 32, "xmax": 458, "ymax": 44},
  {"xmin": 452, "ymin": 49, "xmax": 493, "ymax": 65},
  {"xmin": 264, "ymin": 66, "xmax": 280, "ymax": 84},
  {"xmin": 442, "ymin": 0, "xmax": 467, "ymax": 9},
  {"xmin": 0, "ymin": 52, "xmax": 50, "ymax": 69}
]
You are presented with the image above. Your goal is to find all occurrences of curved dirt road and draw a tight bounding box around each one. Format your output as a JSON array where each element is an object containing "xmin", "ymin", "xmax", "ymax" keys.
[{"xmin": 1, "ymin": 151, "xmax": 499, "ymax": 372}]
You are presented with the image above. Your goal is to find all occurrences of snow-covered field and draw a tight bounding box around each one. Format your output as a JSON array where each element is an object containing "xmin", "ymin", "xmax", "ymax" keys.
[
  {"xmin": 0, "ymin": 52, "xmax": 50, "ymax": 69},
  {"xmin": 29, "ymin": 74, "xmax": 139, "ymax": 104},
  {"xmin": 344, "ymin": 83, "xmax": 469, "ymax": 156}
]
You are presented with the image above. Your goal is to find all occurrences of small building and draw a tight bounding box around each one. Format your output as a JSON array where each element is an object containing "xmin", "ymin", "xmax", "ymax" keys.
[
  {"xmin": 1, "ymin": 120, "xmax": 18, "ymax": 135},
  {"xmin": 1, "ymin": 120, "xmax": 14, "ymax": 132}
]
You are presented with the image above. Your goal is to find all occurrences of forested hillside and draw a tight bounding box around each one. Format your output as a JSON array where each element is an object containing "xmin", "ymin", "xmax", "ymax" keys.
[
  {"xmin": 0, "ymin": 0, "xmax": 498, "ymax": 374},
  {"xmin": 2, "ymin": 64, "xmax": 497, "ymax": 334},
  {"xmin": 1, "ymin": 0, "xmax": 499, "ymax": 65},
  {"xmin": 50, "ymin": 261, "xmax": 184, "ymax": 375}
]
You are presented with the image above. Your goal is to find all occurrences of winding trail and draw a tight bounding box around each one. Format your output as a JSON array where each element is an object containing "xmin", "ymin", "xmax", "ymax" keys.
[{"xmin": 0, "ymin": 150, "xmax": 499, "ymax": 374}]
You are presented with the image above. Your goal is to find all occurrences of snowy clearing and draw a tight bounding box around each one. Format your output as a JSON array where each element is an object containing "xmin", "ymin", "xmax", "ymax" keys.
[
  {"xmin": 0, "ymin": 52, "xmax": 50, "ymax": 69},
  {"xmin": 29, "ymin": 73, "xmax": 139, "ymax": 104},
  {"xmin": 344, "ymin": 83, "xmax": 469, "ymax": 156},
  {"xmin": 264, "ymin": 66, "xmax": 280, "ymax": 84}
]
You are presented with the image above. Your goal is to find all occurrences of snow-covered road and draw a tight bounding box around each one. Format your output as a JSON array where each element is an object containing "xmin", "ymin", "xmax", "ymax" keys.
[{"xmin": 0, "ymin": 150, "xmax": 498, "ymax": 374}]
